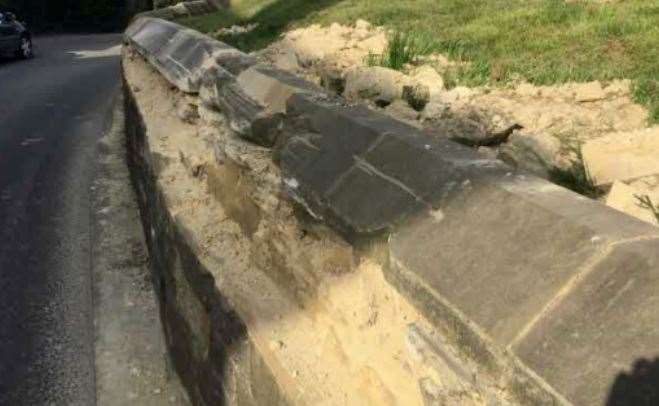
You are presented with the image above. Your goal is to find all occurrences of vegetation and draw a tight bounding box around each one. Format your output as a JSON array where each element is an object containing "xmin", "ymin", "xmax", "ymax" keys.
[
  {"xmin": 366, "ymin": 31, "xmax": 438, "ymax": 70},
  {"xmin": 179, "ymin": 0, "xmax": 659, "ymax": 123},
  {"xmin": 636, "ymin": 194, "xmax": 659, "ymax": 223}
]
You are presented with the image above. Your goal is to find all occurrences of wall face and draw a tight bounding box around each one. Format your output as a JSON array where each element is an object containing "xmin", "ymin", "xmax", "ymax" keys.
[
  {"xmin": 124, "ymin": 63, "xmax": 289, "ymax": 406},
  {"xmin": 123, "ymin": 17, "xmax": 659, "ymax": 406},
  {"xmin": 121, "ymin": 40, "xmax": 505, "ymax": 404}
]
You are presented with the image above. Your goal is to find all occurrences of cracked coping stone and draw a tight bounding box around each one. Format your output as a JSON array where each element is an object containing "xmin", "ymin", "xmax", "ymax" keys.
[
  {"xmin": 202, "ymin": 64, "xmax": 324, "ymax": 147},
  {"xmin": 277, "ymin": 92, "xmax": 510, "ymax": 238}
]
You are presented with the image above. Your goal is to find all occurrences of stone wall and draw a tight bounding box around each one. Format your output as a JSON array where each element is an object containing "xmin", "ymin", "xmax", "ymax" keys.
[{"xmin": 123, "ymin": 17, "xmax": 659, "ymax": 406}]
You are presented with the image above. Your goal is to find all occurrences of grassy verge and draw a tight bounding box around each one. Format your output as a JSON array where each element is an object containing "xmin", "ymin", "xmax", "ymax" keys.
[{"xmin": 179, "ymin": 0, "xmax": 659, "ymax": 123}]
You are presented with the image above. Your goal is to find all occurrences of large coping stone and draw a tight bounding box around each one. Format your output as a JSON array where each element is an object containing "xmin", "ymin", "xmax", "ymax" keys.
[
  {"xmin": 126, "ymin": 17, "xmax": 234, "ymax": 93},
  {"xmin": 515, "ymin": 238, "xmax": 659, "ymax": 406},
  {"xmin": 387, "ymin": 174, "xmax": 659, "ymax": 404},
  {"xmin": 278, "ymin": 93, "xmax": 511, "ymax": 238}
]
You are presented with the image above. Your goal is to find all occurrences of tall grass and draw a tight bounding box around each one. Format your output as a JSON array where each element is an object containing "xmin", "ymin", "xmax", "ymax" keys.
[{"xmin": 366, "ymin": 31, "xmax": 438, "ymax": 71}]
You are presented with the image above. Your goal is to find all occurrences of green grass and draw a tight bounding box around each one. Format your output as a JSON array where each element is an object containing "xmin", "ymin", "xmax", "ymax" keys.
[
  {"xmin": 366, "ymin": 31, "xmax": 438, "ymax": 70},
  {"xmin": 179, "ymin": 0, "xmax": 659, "ymax": 123}
]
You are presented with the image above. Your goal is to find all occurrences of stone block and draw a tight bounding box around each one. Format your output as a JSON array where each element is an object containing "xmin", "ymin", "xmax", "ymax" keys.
[
  {"xmin": 514, "ymin": 238, "xmax": 659, "ymax": 406},
  {"xmin": 128, "ymin": 17, "xmax": 179, "ymax": 57},
  {"xmin": 237, "ymin": 65, "xmax": 323, "ymax": 114},
  {"xmin": 278, "ymin": 93, "xmax": 510, "ymax": 237},
  {"xmin": 213, "ymin": 50, "xmax": 257, "ymax": 76},
  {"xmin": 216, "ymin": 81, "xmax": 284, "ymax": 146},
  {"xmin": 387, "ymin": 174, "xmax": 659, "ymax": 403},
  {"xmin": 126, "ymin": 17, "xmax": 236, "ymax": 93},
  {"xmin": 583, "ymin": 127, "xmax": 659, "ymax": 185},
  {"xmin": 344, "ymin": 66, "xmax": 411, "ymax": 105},
  {"xmin": 204, "ymin": 65, "xmax": 322, "ymax": 146}
]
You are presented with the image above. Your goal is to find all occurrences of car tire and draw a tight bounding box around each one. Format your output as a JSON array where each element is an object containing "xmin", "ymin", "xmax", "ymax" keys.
[{"xmin": 16, "ymin": 36, "xmax": 33, "ymax": 59}]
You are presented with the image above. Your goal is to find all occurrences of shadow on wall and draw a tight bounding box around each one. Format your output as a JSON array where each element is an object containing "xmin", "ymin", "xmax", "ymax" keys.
[
  {"xmin": 607, "ymin": 357, "xmax": 659, "ymax": 406},
  {"xmin": 216, "ymin": 0, "xmax": 343, "ymax": 51}
]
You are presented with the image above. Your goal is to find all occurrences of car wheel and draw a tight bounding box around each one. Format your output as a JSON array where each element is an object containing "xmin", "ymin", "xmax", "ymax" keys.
[{"xmin": 16, "ymin": 37, "xmax": 33, "ymax": 59}]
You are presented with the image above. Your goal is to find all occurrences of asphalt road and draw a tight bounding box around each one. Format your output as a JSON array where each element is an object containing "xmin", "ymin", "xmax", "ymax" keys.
[{"xmin": 0, "ymin": 34, "xmax": 122, "ymax": 405}]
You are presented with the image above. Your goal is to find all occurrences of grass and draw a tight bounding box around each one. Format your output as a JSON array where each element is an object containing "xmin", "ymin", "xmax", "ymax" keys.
[
  {"xmin": 366, "ymin": 31, "xmax": 438, "ymax": 70},
  {"xmin": 178, "ymin": 0, "xmax": 659, "ymax": 123}
]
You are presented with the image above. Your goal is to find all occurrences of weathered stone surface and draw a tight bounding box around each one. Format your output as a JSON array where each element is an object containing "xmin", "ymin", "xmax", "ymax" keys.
[
  {"xmin": 198, "ymin": 65, "xmax": 235, "ymax": 106},
  {"xmin": 126, "ymin": 17, "xmax": 233, "ymax": 93},
  {"xmin": 410, "ymin": 65, "xmax": 444, "ymax": 99},
  {"xmin": 498, "ymin": 130, "xmax": 565, "ymax": 177},
  {"xmin": 514, "ymin": 238, "xmax": 659, "ymax": 406},
  {"xmin": 344, "ymin": 66, "xmax": 412, "ymax": 105},
  {"xmin": 390, "ymin": 177, "xmax": 656, "ymax": 342},
  {"xmin": 384, "ymin": 99, "xmax": 421, "ymax": 127},
  {"xmin": 583, "ymin": 126, "xmax": 659, "ymax": 185},
  {"xmin": 127, "ymin": 17, "xmax": 180, "ymax": 56},
  {"xmin": 202, "ymin": 64, "xmax": 321, "ymax": 146},
  {"xmin": 237, "ymin": 64, "xmax": 323, "ymax": 114},
  {"xmin": 387, "ymin": 174, "xmax": 659, "ymax": 403},
  {"xmin": 402, "ymin": 83, "xmax": 430, "ymax": 111},
  {"xmin": 216, "ymin": 81, "xmax": 284, "ymax": 146},
  {"xmin": 279, "ymin": 93, "xmax": 509, "ymax": 237},
  {"xmin": 212, "ymin": 47, "xmax": 257, "ymax": 76}
]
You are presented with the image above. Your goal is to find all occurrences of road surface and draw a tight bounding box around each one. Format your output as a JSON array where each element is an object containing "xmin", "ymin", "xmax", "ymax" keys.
[{"xmin": 0, "ymin": 34, "xmax": 122, "ymax": 405}]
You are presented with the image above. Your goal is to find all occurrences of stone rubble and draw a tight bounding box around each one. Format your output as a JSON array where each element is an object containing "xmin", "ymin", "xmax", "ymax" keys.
[
  {"xmin": 255, "ymin": 20, "xmax": 656, "ymax": 190},
  {"xmin": 582, "ymin": 126, "xmax": 659, "ymax": 185}
]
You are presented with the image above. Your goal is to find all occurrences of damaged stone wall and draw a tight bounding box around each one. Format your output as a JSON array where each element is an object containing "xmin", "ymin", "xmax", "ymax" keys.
[
  {"xmin": 123, "ymin": 17, "xmax": 659, "ymax": 406},
  {"xmin": 122, "ymin": 43, "xmax": 500, "ymax": 405}
]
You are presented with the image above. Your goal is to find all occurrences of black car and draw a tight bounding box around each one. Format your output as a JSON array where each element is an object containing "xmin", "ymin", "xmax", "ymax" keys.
[{"xmin": 0, "ymin": 12, "xmax": 32, "ymax": 59}]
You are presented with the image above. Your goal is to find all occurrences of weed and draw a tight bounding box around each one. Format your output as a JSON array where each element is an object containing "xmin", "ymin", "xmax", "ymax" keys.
[
  {"xmin": 635, "ymin": 194, "xmax": 659, "ymax": 223},
  {"xmin": 449, "ymin": 60, "xmax": 491, "ymax": 87},
  {"xmin": 367, "ymin": 31, "xmax": 438, "ymax": 71},
  {"xmin": 634, "ymin": 79, "xmax": 659, "ymax": 123}
]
